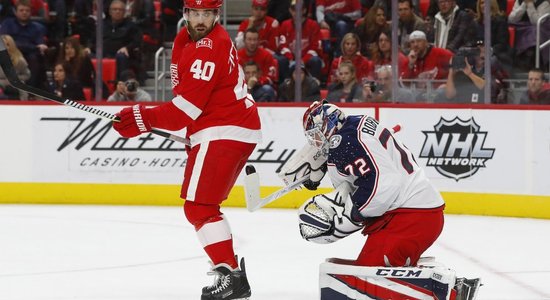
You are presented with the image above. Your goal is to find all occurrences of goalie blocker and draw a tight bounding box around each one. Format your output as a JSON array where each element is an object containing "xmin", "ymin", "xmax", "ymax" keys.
[{"xmin": 320, "ymin": 258, "xmax": 481, "ymax": 300}]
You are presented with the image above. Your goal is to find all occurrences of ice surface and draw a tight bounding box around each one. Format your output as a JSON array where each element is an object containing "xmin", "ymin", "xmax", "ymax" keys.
[{"xmin": 1, "ymin": 205, "xmax": 549, "ymax": 300}]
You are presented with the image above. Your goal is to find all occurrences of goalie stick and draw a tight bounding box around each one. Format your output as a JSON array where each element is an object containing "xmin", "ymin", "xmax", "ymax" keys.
[
  {"xmin": 244, "ymin": 124, "xmax": 403, "ymax": 212},
  {"xmin": 0, "ymin": 39, "xmax": 190, "ymax": 146},
  {"xmin": 244, "ymin": 165, "xmax": 309, "ymax": 212}
]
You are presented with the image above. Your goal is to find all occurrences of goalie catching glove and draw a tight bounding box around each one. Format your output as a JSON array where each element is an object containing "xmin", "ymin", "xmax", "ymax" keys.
[
  {"xmin": 278, "ymin": 142, "xmax": 328, "ymax": 190},
  {"xmin": 112, "ymin": 104, "xmax": 153, "ymax": 138},
  {"xmin": 298, "ymin": 182, "xmax": 364, "ymax": 244}
]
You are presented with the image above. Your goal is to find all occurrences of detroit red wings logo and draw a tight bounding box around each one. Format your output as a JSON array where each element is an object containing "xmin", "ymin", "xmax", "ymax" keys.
[{"xmin": 196, "ymin": 38, "xmax": 213, "ymax": 49}]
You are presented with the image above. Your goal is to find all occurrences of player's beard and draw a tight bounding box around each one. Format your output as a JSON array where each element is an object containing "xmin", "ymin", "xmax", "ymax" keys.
[{"xmin": 188, "ymin": 23, "xmax": 214, "ymax": 41}]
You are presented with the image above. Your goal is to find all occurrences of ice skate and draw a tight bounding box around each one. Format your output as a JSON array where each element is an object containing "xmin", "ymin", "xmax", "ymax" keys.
[{"xmin": 201, "ymin": 257, "xmax": 251, "ymax": 300}]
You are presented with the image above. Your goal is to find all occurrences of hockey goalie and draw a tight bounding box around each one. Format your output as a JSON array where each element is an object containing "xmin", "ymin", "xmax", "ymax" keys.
[{"xmin": 279, "ymin": 101, "xmax": 481, "ymax": 300}]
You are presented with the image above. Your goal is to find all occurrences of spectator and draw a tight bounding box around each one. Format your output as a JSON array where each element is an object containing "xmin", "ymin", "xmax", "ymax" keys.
[
  {"xmin": 405, "ymin": 30, "xmax": 453, "ymax": 92},
  {"xmin": 519, "ymin": 68, "xmax": 550, "ymax": 104},
  {"xmin": 46, "ymin": 62, "xmax": 86, "ymax": 100},
  {"xmin": 328, "ymin": 32, "xmax": 373, "ymax": 85},
  {"xmin": 235, "ymin": 0, "xmax": 279, "ymax": 52},
  {"xmin": 107, "ymin": 69, "xmax": 152, "ymax": 102},
  {"xmin": 370, "ymin": 29, "xmax": 409, "ymax": 77},
  {"xmin": 441, "ymin": 48, "xmax": 486, "ymax": 103},
  {"xmin": 57, "ymin": 36, "xmax": 109, "ymax": 99},
  {"xmin": 475, "ymin": 0, "xmax": 513, "ymax": 69},
  {"xmin": 0, "ymin": 0, "xmax": 48, "ymax": 89},
  {"xmin": 326, "ymin": 61, "xmax": 365, "ymax": 102},
  {"xmin": 238, "ymin": 28, "xmax": 279, "ymax": 88},
  {"xmin": 354, "ymin": 3, "xmax": 389, "ymax": 56},
  {"xmin": 0, "ymin": 34, "xmax": 30, "ymax": 100},
  {"xmin": 431, "ymin": 0, "xmax": 478, "ymax": 53},
  {"xmin": 316, "ymin": 0, "xmax": 362, "ymax": 57},
  {"xmin": 440, "ymin": 41, "xmax": 511, "ymax": 103},
  {"xmin": 278, "ymin": 0, "xmax": 323, "ymax": 81},
  {"xmin": 244, "ymin": 61, "xmax": 277, "ymax": 101},
  {"xmin": 508, "ymin": 0, "xmax": 550, "ymax": 71},
  {"xmin": 364, "ymin": 64, "xmax": 415, "ymax": 102},
  {"xmin": 87, "ymin": 0, "xmax": 143, "ymax": 81},
  {"xmin": 278, "ymin": 63, "xmax": 321, "ymax": 101},
  {"xmin": 57, "ymin": 36, "xmax": 95, "ymax": 88},
  {"xmin": 397, "ymin": 0, "xmax": 427, "ymax": 54}
]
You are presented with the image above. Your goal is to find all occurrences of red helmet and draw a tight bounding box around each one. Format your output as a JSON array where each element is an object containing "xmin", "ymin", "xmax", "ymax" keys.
[{"xmin": 184, "ymin": 0, "xmax": 223, "ymax": 9}]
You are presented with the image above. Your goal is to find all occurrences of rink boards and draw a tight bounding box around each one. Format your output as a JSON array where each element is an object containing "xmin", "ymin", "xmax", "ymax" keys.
[{"xmin": 0, "ymin": 102, "xmax": 549, "ymax": 219}]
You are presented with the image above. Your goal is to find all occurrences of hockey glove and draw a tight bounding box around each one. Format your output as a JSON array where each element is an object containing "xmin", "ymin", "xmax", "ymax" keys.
[
  {"xmin": 112, "ymin": 104, "xmax": 153, "ymax": 138},
  {"xmin": 298, "ymin": 182, "xmax": 363, "ymax": 244},
  {"xmin": 303, "ymin": 162, "xmax": 328, "ymax": 190}
]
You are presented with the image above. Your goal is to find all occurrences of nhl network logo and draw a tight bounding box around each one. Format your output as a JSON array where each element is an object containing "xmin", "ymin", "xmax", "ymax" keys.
[{"xmin": 419, "ymin": 117, "xmax": 495, "ymax": 181}]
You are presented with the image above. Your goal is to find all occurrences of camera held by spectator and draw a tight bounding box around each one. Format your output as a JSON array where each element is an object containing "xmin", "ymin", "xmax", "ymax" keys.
[
  {"xmin": 452, "ymin": 47, "xmax": 480, "ymax": 71},
  {"xmin": 107, "ymin": 70, "xmax": 152, "ymax": 102}
]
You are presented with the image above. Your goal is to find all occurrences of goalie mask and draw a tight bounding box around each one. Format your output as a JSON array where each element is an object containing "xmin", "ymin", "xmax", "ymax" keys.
[{"xmin": 303, "ymin": 101, "xmax": 346, "ymax": 150}]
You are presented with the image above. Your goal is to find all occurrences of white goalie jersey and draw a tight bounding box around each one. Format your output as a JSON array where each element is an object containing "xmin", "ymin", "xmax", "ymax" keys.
[{"xmin": 327, "ymin": 115, "xmax": 444, "ymax": 218}]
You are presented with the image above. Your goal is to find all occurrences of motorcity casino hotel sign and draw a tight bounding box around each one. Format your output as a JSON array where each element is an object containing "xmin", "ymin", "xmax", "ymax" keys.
[
  {"xmin": 419, "ymin": 117, "xmax": 495, "ymax": 181},
  {"xmin": 41, "ymin": 117, "xmax": 295, "ymax": 172}
]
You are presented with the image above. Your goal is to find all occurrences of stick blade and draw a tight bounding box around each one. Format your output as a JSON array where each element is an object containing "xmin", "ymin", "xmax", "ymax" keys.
[{"xmin": 243, "ymin": 165, "xmax": 261, "ymax": 212}]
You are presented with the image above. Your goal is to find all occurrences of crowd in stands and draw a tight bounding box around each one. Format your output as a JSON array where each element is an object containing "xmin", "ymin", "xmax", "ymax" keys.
[{"xmin": 0, "ymin": 0, "xmax": 549, "ymax": 104}]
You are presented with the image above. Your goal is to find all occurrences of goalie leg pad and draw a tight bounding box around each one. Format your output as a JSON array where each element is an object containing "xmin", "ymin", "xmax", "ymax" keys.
[{"xmin": 320, "ymin": 259, "xmax": 458, "ymax": 300}]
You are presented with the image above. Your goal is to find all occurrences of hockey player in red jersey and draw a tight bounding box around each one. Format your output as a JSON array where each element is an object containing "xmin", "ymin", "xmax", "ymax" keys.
[{"xmin": 112, "ymin": 0, "xmax": 261, "ymax": 299}]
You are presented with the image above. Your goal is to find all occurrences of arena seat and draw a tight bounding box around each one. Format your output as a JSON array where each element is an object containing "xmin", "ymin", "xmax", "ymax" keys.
[
  {"xmin": 83, "ymin": 87, "xmax": 92, "ymax": 101},
  {"xmin": 91, "ymin": 58, "xmax": 117, "ymax": 95}
]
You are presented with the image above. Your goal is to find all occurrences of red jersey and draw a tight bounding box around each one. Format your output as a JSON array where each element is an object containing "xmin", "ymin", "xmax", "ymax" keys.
[
  {"xmin": 328, "ymin": 54, "xmax": 374, "ymax": 85},
  {"xmin": 238, "ymin": 47, "xmax": 278, "ymax": 85},
  {"xmin": 317, "ymin": 0, "xmax": 361, "ymax": 15},
  {"xmin": 149, "ymin": 24, "xmax": 262, "ymax": 146},
  {"xmin": 278, "ymin": 19, "xmax": 321, "ymax": 62},
  {"xmin": 236, "ymin": 16, "xmax": 279, "ymax": 52},
  {"xmin": 404, "ymin": 46, "xmax": 453, "ymax": 83}
]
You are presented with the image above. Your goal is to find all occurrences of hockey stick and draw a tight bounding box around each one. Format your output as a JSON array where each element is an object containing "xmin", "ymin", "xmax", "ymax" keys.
[
  {"xmin": 244, "ymin": 165, "xmax": 309, "ymax": 212},
  {"xmin": 0, "ymin": 39, "xmax": 190, "ymax": 146},
  {"xmin": 244, "ymin": 124, "xmax": 403, "ymax": 212}
]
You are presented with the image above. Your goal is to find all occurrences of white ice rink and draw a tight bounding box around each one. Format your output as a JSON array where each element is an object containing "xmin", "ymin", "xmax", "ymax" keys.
[{"xmin": 1, "ymin": 205, "xmax": 550, "ymax": 300}]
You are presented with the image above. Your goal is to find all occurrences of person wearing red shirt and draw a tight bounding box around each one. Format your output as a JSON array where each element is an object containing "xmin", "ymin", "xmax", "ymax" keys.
[
  {"xmin": 234, "ymin": 0, "xmax": 279, "ymax": 52},
  {"xmin": 112, "ymin": 1, "xmax": 261, "ymax": 299},
  {"xmin": 328, "ymin": 32, "xmax": 373, "ymax": 85},
  {"xmin": 370, "ymin": 29, "xmax": 409, "ymax": 78},
  {"xmin": 278, "ymin": 0, "xmax": 323, "ymax": 81},
  {"xmin": 404, "ymin": 30, "xmax": 453, "ymax": 92},
  {"xmin": 238, "ymin": 27, "xmax": 278, "ymax": 87}
]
